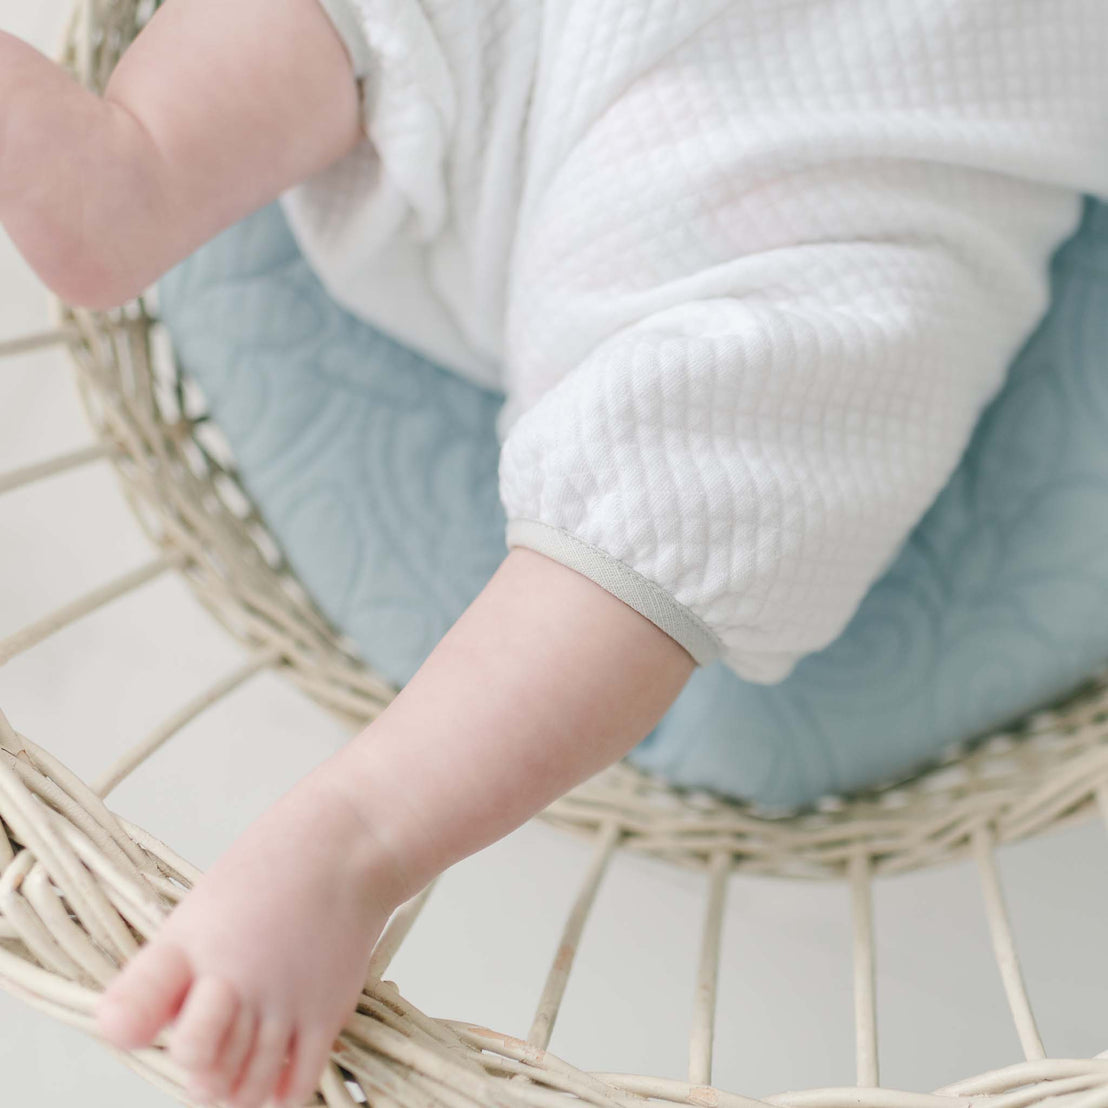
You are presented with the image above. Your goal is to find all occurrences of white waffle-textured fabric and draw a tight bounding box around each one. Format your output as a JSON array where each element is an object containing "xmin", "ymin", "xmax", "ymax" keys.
[{"xmin": 285, "ymin": 0, "xmax": 1108, "ymax": 682}]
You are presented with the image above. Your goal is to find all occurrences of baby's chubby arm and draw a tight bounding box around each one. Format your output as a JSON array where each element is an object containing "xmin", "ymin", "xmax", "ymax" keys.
[
  {"xmin": 0, "ymin": 0, "xmax": 362, "ymax": 309},
  {"xmin": 310, "ymin": 547, "xmax": 695, "ymax": 904}
]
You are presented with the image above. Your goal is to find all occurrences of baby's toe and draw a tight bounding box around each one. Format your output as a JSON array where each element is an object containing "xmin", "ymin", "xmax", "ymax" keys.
[
  {"xmin": 276, "ymin": 1027, "xmax": 333, "ymax": 1107},
  {"xmin": 170, "ymin": 975, "xmax": 238, "ymax": 1083},
  {"xmin": 96, "ymin": 940, "xmax": 193, "ymax": 1050},
  {"xmin": 196, "ymin": 1001, "xmax": 256, "ymax": 1103},
  {"xmin": 231, "ymin": 1013, "xmax": 293, "ymax": 1108}
]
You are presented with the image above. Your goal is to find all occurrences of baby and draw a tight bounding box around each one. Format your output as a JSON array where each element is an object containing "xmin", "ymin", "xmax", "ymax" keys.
[{"xmin": 2, "ymin": 0, "xmax": 1107, "ymax": 1104}]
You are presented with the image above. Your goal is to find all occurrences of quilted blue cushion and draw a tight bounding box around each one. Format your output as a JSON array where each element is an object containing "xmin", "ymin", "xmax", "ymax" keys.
[{"xmin": 158, "ymin": 198, "xmax": 1108, "ymax": 811}]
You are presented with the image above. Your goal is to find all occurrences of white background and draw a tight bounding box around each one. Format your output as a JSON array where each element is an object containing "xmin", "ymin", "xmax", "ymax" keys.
[{"xmin": 2, "ymin": 3, "xmax": 1108, "ymax": 1105}]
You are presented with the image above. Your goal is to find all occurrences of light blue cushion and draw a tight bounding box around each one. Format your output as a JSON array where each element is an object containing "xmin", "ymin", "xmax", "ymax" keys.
[{"xmin": 158, "ymin": 197, "xmax": 1108, "ymax": 811}]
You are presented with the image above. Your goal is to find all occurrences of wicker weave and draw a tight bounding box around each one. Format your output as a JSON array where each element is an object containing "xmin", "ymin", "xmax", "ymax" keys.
[{"xmin": 1, "ymin": 1, "xmax": 1108, "ymax": 1103}]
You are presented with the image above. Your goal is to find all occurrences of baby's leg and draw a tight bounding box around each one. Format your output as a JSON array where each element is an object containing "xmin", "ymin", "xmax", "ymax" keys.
[
  {"xmin": 0, "ymin": 0, "xmax": 362, "ymax": 309},
  {"xmin": 96, "ymin": 548, "xmax": 694, "ymax": 1107}
]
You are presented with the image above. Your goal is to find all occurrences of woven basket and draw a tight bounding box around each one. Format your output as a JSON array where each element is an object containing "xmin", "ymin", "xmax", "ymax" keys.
[{"xmin": 2, "ymin": 1, "xmax": 1108, "ymax": 1104}]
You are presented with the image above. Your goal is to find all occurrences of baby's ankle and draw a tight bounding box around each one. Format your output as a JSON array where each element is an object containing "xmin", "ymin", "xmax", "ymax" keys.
[{"xmin": 299, "ymin": 756, "xmax": 426, "ymax": 912}]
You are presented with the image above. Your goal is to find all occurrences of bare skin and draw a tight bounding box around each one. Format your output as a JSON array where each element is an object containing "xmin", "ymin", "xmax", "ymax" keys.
[
  {"xmin": 100, "ymin": 548, "xmax": 694, "ymax": 1106},
  {"xmin": 1, "ymin": 5, "xmax": 697, "ymax": 1105}
]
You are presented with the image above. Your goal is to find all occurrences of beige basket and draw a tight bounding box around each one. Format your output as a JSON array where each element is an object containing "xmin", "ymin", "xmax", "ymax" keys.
[{"xmin": 2, "ymin": 1, "xmax": 1108, "ymax": 1104}]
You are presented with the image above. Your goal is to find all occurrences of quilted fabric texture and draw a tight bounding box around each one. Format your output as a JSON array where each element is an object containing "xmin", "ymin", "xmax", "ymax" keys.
[
  {"xmin": 285, "ymin": 0, "xmax": 1108, "ymax": 683},
  {"xmin": 158, "ymin": 210, "xmax": 507, "ymax": 680},
  {"xmin": 159, "ymin": 195, "xmax": 1108, "ymax": 809}
]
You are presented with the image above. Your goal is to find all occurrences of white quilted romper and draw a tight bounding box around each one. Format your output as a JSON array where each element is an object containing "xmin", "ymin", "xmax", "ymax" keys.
[{"xmin": 282, "ymin": 0, "xmax": 1108, "ymax": 683}]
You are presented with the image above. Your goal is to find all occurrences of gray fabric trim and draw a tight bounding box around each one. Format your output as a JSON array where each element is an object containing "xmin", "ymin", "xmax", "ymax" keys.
[
  {"xmin": 314, "ymin": 0, "xmax": 375, "ymax": 77},
  {"xmin": 505, "ymin": 519, "xmax": 724, "ymax": 667}
]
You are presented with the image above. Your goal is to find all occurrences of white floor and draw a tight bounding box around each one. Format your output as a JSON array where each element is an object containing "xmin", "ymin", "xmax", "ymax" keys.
[{"xmin": 3, "ymin": 5, "xmax": 1108, "ymax": 1106}]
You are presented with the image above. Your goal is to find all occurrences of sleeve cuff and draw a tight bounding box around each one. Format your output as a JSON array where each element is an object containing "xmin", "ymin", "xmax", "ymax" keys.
[
  {"xmin": 505, "ymin": 519, "xmax": 724, "ymax": 667},
  {"xmin": 314, "ymin": 0, "xmax": 375, "ymax": 78}
]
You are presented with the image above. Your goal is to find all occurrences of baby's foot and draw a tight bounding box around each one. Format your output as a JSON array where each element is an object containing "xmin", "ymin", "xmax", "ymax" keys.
[{"xmin": 95, "ymin": 768, "xmax": 408, "ymax": 1107}]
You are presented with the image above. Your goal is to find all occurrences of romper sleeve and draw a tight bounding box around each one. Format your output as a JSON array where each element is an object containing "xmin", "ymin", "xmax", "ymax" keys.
[{"xmin": 496, "ymin": 8, "xmax": 1102, "ymax": 684}]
